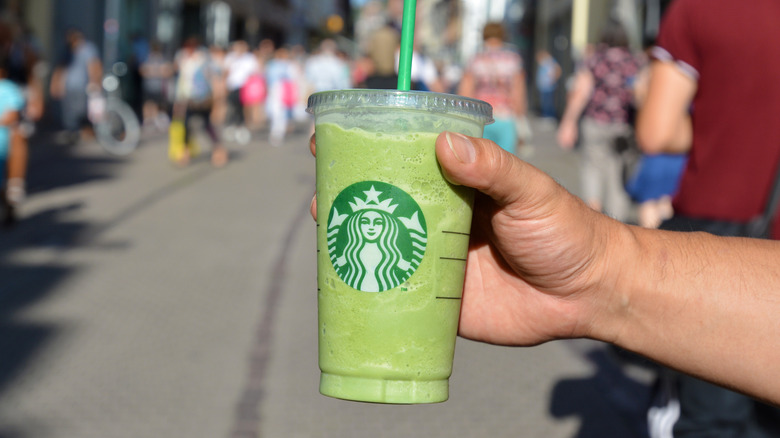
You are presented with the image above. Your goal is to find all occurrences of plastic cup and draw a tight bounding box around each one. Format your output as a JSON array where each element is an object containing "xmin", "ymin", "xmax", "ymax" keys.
[{"xmin": 307, "ymin": 89, "xmax": 493, "ymax": 404}]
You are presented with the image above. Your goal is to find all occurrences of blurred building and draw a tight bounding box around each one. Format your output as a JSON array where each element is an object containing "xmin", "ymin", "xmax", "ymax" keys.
[{"xmin": 0, "ymin": 0, "xmax": 308, "ymax": 64}]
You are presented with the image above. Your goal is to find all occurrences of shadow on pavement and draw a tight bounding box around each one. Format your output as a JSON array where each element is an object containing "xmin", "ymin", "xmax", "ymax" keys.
[
  {"xmin": 0, "ymin": 126, "xmax": 127, "ymax": 436},
  {"xmin": 0, "ymin": 265, "xmax": 66, "ymax": 391},
  {"xmin": 0, "ymin": 204, "xmax": 91, "ymax": 425},
  {"xmin": 550, "ymin": 347, "xmax": 653, "ymax": 438},
  {"xmin": 25, "ymin": 131, "xmax": 122, "ymax": 196}
]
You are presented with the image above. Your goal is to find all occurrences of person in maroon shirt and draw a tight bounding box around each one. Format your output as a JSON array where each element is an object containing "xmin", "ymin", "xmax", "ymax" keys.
[
  {"xmin": 637, "ymin": 0, "xmax": 780, "ymax": 436},
  {"xmin": 639, "ymin": 0, "xmax": 780, "ymax": 237}
]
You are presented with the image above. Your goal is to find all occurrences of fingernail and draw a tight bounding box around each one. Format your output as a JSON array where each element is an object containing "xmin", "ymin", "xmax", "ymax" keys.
[{"xmin": 445, "ymin": 132, "xmax": 475, "ymax": 164}]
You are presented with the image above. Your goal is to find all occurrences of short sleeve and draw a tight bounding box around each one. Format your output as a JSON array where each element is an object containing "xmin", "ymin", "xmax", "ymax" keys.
[
  {"xmin": 0, "ymin": 81, "xmax": 25, "ymax": 115},
  {"xmin": 652, "ymin": 0, "xmax": 701, "ymax": 79},
  {"xmin": 11, "ymin": 85, "xmax": 25, "ymax": 111}
]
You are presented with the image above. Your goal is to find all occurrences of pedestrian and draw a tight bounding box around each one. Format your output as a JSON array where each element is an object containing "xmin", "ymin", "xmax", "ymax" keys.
[
  {"xmin": 364, "ymin": 21, "xmax": 400, "ymax": 90},
  {"xmin": 458, "ymin": 22, "xmax": 527, "ymax": 156},
  {"xmin": 636, "ymin": 0, "xmax": 780, "ymax": 436},
  {"xmin": 264, "ymin": 47, "xmax": 298, "ymax": 147},
  {"xmin": 310, "ymin": 129, "xmax": 780, "ymax": 409},
  {"xmin": 288, "ymin": 45, "xmax": 310, "ymax": 124},
  {"xmin": 171, "ymin": 37, "xmax": 227, "ymax": 167},
  {"xmin": 224, "ymin": 40, "xmax": 260, "ymax": 144},
  {"xmin": 244, "ymin": 39, "xmax": 276, "ymax": 129},
  {"xmin": 139, "ymin": 41, "xmax": 173, "ymax": 131},
  {"xmin": 0, "ymin": 51, "xmax": 26, "ymax": 226},
  {"xmin": 0, "ymin": 21, "xmax": 44, "ymax": 225},
  {"xmin": 304, "ymin": 39, "xmax": 351, "ymax": 134},
  {"xmin": 128, "ymin": 32, "xmax": 149, "ymax": 120},
  {"xmin": 393, "ymin": 45, "xmax": 444, "ymax": 92},
  {"xmin": 557, "ymin": 19, "xmax": 643, "ymax": 223},
  {"xmin": 304, "ymin": 39, "xmax": 351, "ymax": 95},
  {"xmin": 207, "ymin": 44, "xmax": 228, "ymax": 133},
  {"xmin": 535, "ymin": 49, "xmax": 561, "ymax": 120},
  {"xmin": 49, "ymin": 28, "xmax": 102, "ymax": 144}
]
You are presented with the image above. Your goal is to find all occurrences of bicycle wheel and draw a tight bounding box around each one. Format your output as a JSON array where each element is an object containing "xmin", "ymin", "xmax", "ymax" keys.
[{"xmin": 95, "ymin": 98, "xmax": 141, "ymax": 156}]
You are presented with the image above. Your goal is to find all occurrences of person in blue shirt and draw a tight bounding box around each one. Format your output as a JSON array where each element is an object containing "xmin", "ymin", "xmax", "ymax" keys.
[
  {"xmin": 0, "ymin": 51, "xmax": 26, "ymax": 226},
  {"xmin": 535, "ymin": 49, "xmax": 561, "ymax": 120},
  {"xmin": 49, "ymin": 29, "xmax": 102, "ymax": 143}
]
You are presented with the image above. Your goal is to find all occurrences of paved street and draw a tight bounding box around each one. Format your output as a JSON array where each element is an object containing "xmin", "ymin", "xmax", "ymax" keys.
[{"xmin": 0, "ymin": 119, "xmax": 652, "ymax": 438}]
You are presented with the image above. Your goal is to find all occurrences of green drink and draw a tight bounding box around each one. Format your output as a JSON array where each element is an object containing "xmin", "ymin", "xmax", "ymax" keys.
[{"xmin": 308, "ymin": 90, "xmax": 492, "ymax": 404}]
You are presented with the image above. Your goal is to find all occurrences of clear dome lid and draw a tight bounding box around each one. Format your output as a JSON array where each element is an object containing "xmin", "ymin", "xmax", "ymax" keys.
[{"xmin": 307, "ymin": 89, "xmax": 494, "ymax": 126}]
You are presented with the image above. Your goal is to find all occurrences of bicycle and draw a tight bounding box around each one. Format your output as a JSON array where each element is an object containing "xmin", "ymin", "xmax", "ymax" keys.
[{"xmin": 88, "ymin": 62, "xmax": 141, "ymax": 156}]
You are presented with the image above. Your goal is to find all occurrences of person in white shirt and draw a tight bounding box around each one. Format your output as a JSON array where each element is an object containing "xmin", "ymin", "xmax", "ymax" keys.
[
  {"xmin": 224, "ymin": 40, "xmax": 259, "ymax": 144},
  {"xmin": 304, "ymin": 39, "xmax": 350, "ymax": 94}
]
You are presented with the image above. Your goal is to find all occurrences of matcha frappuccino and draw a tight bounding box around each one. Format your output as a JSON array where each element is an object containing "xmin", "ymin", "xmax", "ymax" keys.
[{"xmin": 308, "ymin": 90, "xmax": 492, "ymax": 404}]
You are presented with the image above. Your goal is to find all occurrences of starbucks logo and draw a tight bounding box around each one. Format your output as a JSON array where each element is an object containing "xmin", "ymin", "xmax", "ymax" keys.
[{"xmin": 327, "ymin": 181, "xmax": 427, "ymax": 292}]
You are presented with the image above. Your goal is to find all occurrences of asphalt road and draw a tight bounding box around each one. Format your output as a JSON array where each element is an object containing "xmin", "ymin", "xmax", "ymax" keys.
[{"xmin": 0, "ymin": 120, "xmax": 652, "ymax": 438}]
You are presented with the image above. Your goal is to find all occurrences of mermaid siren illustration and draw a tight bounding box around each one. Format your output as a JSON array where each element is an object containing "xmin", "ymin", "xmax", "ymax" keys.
[{"xmin": 327, "ymin": 182, "xmax": 427, "ymax": 292}]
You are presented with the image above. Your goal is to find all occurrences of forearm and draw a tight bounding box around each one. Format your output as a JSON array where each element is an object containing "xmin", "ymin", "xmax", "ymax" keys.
[
  {"xmin": 88, "ymin": 60, "xmax": 103, "ymax": 88},
  {"xmin": 593, "ymin": 225, "xmax": 780, "ymax": 404},
  {"xmin": 511, "ymin": 73, "xmax": 527, "ymax": 116},
  {"xmin": 637, "ymin": 110, "xmax": 693, "ymax": 154},
  {"xmin": 0, "ymin": 111, "xmax": 19, "ymax": 127},
  {"xmin": 662, "ymin": 116, "xmax": 692, "ymax": 153},
  {"xmin": 560, "ymin": 90, "xmax": 587, "ymax": 125},
  {"xmin": 560, "ymin": 72, "xmax": 592, "ymax": 125},
  {"xmin": 457, "ymin": 73, "xmax": 474, "ymax": 98},
  {"xmin": 50, "ymin": 69, "xmax": 64, "ymax": 97},
  {"xmin": 636, "ymin": 61, "xmax": 696, "ymax": 154}
]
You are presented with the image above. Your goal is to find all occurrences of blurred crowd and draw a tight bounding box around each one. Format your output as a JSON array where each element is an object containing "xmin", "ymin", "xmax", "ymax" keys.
[
  {"xmin": 109, "ymin": 17, "xmax": 679, "ymax": 232},
  {"xmin": 1, "ymin": 4, "xmax": 681, "ymax": 236},
  {"xmin": 0, "ymin": 15, "xmax": 687, "ymax": 238},
  {"xmin": 0, "ymin": 5, "xmax": 763, "ymax": 241}
]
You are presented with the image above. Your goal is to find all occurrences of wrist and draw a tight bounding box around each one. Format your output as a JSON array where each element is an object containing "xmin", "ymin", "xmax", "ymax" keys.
[
  {"xmin": 580, "ymin": 220, "xmax": 646, "ymax": 344},
  {"xmin": 559, "ymin": 116, "xmax": 577, "ymax": 128}
]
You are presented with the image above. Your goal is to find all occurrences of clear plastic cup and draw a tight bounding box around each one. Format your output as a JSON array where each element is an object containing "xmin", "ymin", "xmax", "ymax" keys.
[{"xmin": 308, "ymin": 89, "xmax": 493, "ymax": 404}]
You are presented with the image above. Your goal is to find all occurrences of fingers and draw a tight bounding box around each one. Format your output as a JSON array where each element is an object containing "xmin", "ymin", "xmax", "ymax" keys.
[
  {"xmin": 310, "ymin": 134, "xmax": 317, "ymax": 221},
  {"xmin": 310, "ymin": 133, "xmax": 317, "ymax": 220},
  {"xmin": 435, "ymin": 132, "xmax": 556, "ymax": 209}
]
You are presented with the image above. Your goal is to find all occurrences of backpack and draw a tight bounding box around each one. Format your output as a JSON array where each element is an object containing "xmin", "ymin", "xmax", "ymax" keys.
[{"xmin": 280, "ymin": 79, "xmax": 298, "ymax": 109}]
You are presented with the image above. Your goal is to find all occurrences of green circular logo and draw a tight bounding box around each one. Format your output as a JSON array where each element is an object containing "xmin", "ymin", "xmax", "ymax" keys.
[{"xmin": 326, "ymin": 181, "xmax": 427, "ymax": 292}]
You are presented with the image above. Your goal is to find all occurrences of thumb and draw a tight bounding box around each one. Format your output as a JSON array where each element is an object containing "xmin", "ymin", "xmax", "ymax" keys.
[{"xmin": 435, "ymin": 132, "xmax": 552, "ymax": 208}]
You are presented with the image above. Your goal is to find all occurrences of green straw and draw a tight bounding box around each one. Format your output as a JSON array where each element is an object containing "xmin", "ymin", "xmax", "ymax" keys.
[{"xmin": 397, "ymin": 0, "xmax": 417, "ymax": 91}]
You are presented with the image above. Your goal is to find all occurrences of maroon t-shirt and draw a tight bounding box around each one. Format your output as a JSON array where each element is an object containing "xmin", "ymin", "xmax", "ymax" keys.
[{"xmin": 653, "ymin": 0, "xmax": 780, "ymax": 236}]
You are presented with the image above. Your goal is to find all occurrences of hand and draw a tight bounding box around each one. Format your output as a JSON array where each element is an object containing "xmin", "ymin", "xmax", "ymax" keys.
[
  {"xmin": 310, "ymin": 134, "xmax": 317, "ymax": 218},
  {"xmin": 435, "ymin": 132, "xmax": 621, "ymax": 346},
  {"xmin": 556, "ymin": 119, "xmax": 578, "ymax": 150},
  {"xmin": 86, "ymin": 83, "xmax": 102, "ymax": 95}
]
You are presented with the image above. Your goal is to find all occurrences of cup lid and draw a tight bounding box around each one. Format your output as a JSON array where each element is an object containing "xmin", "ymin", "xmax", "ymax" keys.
[{"xmin": 307, "ymin": 89, "xmax": 494, "ymax": 126}]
